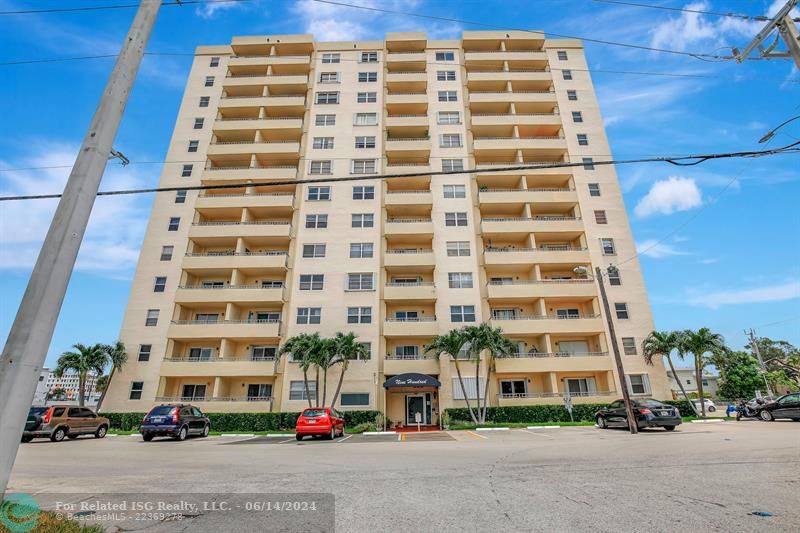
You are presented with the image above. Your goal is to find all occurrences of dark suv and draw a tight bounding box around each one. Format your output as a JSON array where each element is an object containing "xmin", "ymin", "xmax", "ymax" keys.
[{"xmin": 139, "ymin": 404, "xmax": 210, "ymax": 441}]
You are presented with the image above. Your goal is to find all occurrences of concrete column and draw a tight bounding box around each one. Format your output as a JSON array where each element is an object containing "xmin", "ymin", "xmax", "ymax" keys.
[
  {"xmin": 225, "ymin": 302, "xmax": 236, "ymax": 321},
  {"xmin": 213, "ymin": 377, "xmax": 223, "ymax": 398},
  {"xmin": 157, "ymin": 377, "xmax": 167, "ymax": 398},
  {"xmin": 544, "ymin": 333, "xmax": 554, "ymax": 353},
  {"xmin": 548, "ymin": 372, "xmax": 559, "ymax": 394},
  {"xmin": 219, "ymin": 338, "xmax": 231, "ymax": 359}
]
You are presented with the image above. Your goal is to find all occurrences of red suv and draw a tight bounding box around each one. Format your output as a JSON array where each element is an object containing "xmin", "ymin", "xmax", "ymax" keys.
[{"xmin": 295, "ymin": 407, "xmax": 345, "ymax": 441}]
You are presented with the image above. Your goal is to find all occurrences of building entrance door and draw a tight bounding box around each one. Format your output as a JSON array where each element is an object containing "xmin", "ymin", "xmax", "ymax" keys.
[{"xmin": 406, "ymin": 394, "xmax": 427, "ymax": 425}]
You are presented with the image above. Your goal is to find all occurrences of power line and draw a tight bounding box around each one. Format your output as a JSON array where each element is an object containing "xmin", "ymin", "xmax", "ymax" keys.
[
  {"xmin": 592, "ymin": 0, "xmax": 767, "ymax": 21},
  {"xmin": 0, "ymin": 0, "xmax": 247, "ymax": 15},
  {"xmin": 1, "ymin": 142, "xmax": 797, "ymax": 201}
]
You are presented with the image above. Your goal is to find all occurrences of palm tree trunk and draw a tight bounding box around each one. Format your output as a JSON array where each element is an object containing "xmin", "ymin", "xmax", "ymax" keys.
[
  {"xmin": 696, "ymin": 357, "xmax": 706, "ymax": 417},
  {"xmin": 78, "ymin": 372, "xmax": 86, "ymax": 407},
  {"xmin": 95, "ymin": 367, "xmax": 115, "ymax": 412},
  {"xmin": 330, "ymin": 363, "xmax": 347, "ymax": 408},
  {"xmin": 322, "ymin": 368, "xmax": 328, "ymax": 408},
  {"xmin": 315, "ymin": 368, "xmax": 320, "ymax": 406},
  {"xmin": 453, "ymin": 358, "xmax": 478, "ymax": 424},
  {"xmin": 475, "ymin": 355, "xmax": 482, "ymax": 423},
  {"xmin": 666, "ymin": 355, "xmax": 698, "ymax": 416},
  {"xmin": 481, "ymin": 354, "xmax": 493, "ymax": 423},
  {"xmin": 302, "ymin": 368, "xmax": 313, "ymax": 409}
]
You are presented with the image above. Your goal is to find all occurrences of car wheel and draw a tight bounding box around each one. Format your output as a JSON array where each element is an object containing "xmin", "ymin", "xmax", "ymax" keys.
[
  {"xmin": 663, "ymin": 425, "xmax": 676, "ymax": 431},
  {"xmin": 95, "ymin": 425, "xmax": 108, "ymax": 439},
  {"xmin": 20, "ymin": 435, "xmax": 33, "ymax": 443},
  {"xmin": 760, "ymin": 410, "xmax": 774, "ymax": 422},
  {"xmin": 328, "ymin": 427, "xmax": 336, "ymax": 440},
  {"xmin": 51, "ymin": 428, "xmax": 66, "ymax": 442},
  {"xmin": 708, "ymin": 406, "xmax": 716, "ymax": 412},
  {"xmin": 295, "ymin": 434, "xmax": 303, "ymax": 441},
  {"xmin": 201, "ymin": 424, "xmax": 210, "ymax": 438},
  {"xmin": 175, "ymin": 426, "xmax": 188, "ymax": 441},
  {"xmin": 143, "ymin": 434, "xmax": 154, "ymax": 442},
  {"xmin": 596, "ymin": 416, "xmax": 607, "ymax": 429}
]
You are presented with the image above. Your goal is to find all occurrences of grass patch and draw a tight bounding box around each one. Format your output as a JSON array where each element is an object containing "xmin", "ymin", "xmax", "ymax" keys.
[{"xmin": 3, "ymin": 510, "xmax": 105, "ymax": 533}]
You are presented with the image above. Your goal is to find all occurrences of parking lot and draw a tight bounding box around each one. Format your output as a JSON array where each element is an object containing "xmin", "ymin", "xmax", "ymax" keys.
[{"xmin": 8, "ymin": 421, "xmax": 799, "ymax": 532}]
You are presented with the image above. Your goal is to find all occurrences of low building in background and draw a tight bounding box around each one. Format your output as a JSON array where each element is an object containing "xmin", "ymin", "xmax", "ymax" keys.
[
  {"xmin": 37, "ymin": 368, "xmax": 102, "ymax": 406},
  {"xmin": 667, "ymin": 368, "xmax": 719, "ymax": 399}
]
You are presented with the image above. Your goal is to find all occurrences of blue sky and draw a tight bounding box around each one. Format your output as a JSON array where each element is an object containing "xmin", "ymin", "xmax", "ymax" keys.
[{"xmin": 1, "ymin": 0, "xmax": 799, "ymax": 368}]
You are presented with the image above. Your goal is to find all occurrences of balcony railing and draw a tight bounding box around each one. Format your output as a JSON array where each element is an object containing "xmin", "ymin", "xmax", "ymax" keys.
[
  {"xmin": 205, "ymin": 165, "xmax": 298, "ymax": 171},
  {"xmin": 155, "ymin": 395, "xmax": 273, "ymax": 402},
  {"xmin": 490, "ymin": 314, "xmax": 600, "ymax": 320},
  {"xmin": 184, "ymin": 251, "xmax": 288, "ymax": 257},
  {"xmin": 220, "ymin": 94, "xmax": 305, "ymax": 99},
  {"xmin": 191, "ymin": 221, "xmax": 291, "ymax": 227},
  {"xmin": 386, "ymin": 282, "xmax": 435, "ymax": 287},
  {"xmin": 480, "ymin": 188, "xmax": 573, "ymax": 193},
  {"xmin": 385, "ymin": 353, "xmax": 436, "ymax": 360},
  {"xmin": 488, "ymin": 279, "xmax": 592, "ymax": 285},
  {"xmin": 171, "ymin": 318, "xmax": 281, "ymax": 325},
  {"xmin": 215, "ymin": 116, "xmax": 301, "ymax": 121},
  {"xmin": 386, "ymin": 189, "xmax": 431, "ymax": 194},
  {"xmin": 198, "ymin": 192, "xmax": 295, "ymax": 198},
  {"xmin": 469, "ymin": 90, "xmax": 554, "ymax": 94},
  {"xmin": 498, "ymin": 390, "xmax": 615, "ymax": 399},
  {"xmin": 210, "ymin": 140, "xmax": 299, "ymax": 145},
  {"xmin": 386, "ymin": 136, "xmax": 430, "ymax": 141},
  {"xmin": 386, "ymin": 218, "xmax": 432, "ymax": 223},
  {"xmin": 473, "ymin": 136, "xmax": 564, "ymax": 141},
  {"xmin": 481, "ymin": 216, "xmax": 580, "ymax": 222},
  {"xmin": 497, "ymin": 351, "xmax": 608, "ymax": 359},
  {"xmin": 386, "ymin": 248, "xmax": 433, "ymax": 254},
  {"xmin": 164, "ymin": 354, "xmax": 277, "ymax": 362},
  {"xmin": 387, "ymin": 114, "xmax": 428, "ymax": 118},
  {"xmin": 178, "ymin": 284, "xmax": 284, "ymax": 290},
  {"xmin": 386, "ymin": 317, "xmax": 436, "ymax": 322}
]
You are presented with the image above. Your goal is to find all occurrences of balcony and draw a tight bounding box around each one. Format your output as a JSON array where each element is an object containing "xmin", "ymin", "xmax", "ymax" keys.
[
  {"xmin": 228, "ymin": 55, "xmax": 311, "ymax": 68},
  {"xmin": 478, "ymin": 188, "xmax": 575, "ymax": 205},
  {"xmin": 481, "ymin": 216, "xmax": 583, "ymax": 235},
  {"xmin": 464, "ymin": 50, "xmax": 547, "ymax": 63},
  {"xmin": 385, "ymin": 218, "xmax": 434, "ymax": 236},
  {"xmin": 174, "ymin": 285, "xmax": 285, "ymax": 305},
  {"xmin": 213, "ymin": 117, "xmax": 303, "ymax": 132},
  {"xmin": 223, "ymin": 74, "xmax": 309, "ymax": 87},
  {"xmin": 469, "ymin": 91, "xmax": 557, "ymax": 104},
  {"xmin": 496, "ymin": 390, "xmax": 617, "ymax": 406},
  {"xmin": 467, "ymin": 69, "xmax": 551, "ymax": 83},
  {"xmin": 490, "ymin": 314, "xmax": 603, "ymax": 336},
  {"xmin": 386, "ymin": 51, "xmax": 427, "ymax": 63},
  {"xmin": 207, "ymin": 140, "xmax": 301, "ymax": 157},
  {"xmin": 160, "ymin": 356, "xmax": 279, "ymax": 378},
  {"xmin": 487, "ymin": 280, "xmax": 595, "ymax": 300},
  {"xmin": 386, "ymin": 71, "xmax": 427, "ymax": 84},
  {"xmin": 495, "ymin": 352, "xmax": 612, "ymax": 373},
  {"xmin": 153, "ymin": 395, "xmax": 274, "ymax": 412},
  {"xmin": 168, "ymin": 319, "xmax": 281, "ymax": 340},
  {"xmin": 196, "ymin": 192, "xmax": 294, "ymax": 210},
  {"xmin": 473, "ymin": 136, "xmax": 567, "ymax": 151},
  {"xmin": 470, "ymin": 112, "xmax": 561, "ymax": 128},
  {"xmin": 384, "ymin": 318, "xmax": 437, "ymax": 337},
  {"xmin": 385, "ymin": 189, "xmax": 432, "ymax": 206},
  {"xmin": 474, "ymin": 161, "xmax": 566, "ymax": 177},
  {"xmin": 386, "ymin": 92, "xmax": 427, "ymax": 105},
  {"xmin": 384, "ymin": 354, "xmax": 439, "ymax": 375},
  {"xmin": 385, "ymin": 114, "xmax": 429, "ymax": 128},
  {"xmin": 182, "ymin": 251, "xmax": 288, "ymax": 270},
  {"xmin": 385, "ymin": 136, "xmax": 431, "ymax": 156},
  {"xmin": 385, "ymin": 162, "xmax": 431, "ymax": 175},
  {"xmin": 202, "ymin": 165, "xmax": 297, "ymax": 182},
  {"xmin": 218, "ymin": 94, "xmax": 306, "ymax": 109},
  {"xmin": 384, "ymin": 249, "xmax": 435, "ymax": 267},
  {"xmin": 384, "ymin": 282, "xmax": 436, "ymax": 301},
  {"xmin": 188, "ymin": 221, "xmax": 291, "ymax": 239},
  {"xmin": 483, "ymin": 247, "xmax": 590, "ymax": 266}
]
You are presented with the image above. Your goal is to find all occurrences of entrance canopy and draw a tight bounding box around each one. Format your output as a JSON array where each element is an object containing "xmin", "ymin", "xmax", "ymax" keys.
[{"xmin": 383, "ymin": 373, "xmax": 440, "ymax": 389}]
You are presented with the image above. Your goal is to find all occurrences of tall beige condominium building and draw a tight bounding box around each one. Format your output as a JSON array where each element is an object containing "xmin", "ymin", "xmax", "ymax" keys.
[{"xmin": 103, "ymin": 31, "xmax": 670, "ymax": 425}]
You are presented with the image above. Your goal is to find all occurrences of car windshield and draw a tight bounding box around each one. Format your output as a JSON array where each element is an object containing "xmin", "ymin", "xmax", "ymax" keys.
[
  {"xmin": 29, "ymin": 407, "xmax": 48, "ymax": 416},
  {"xmin": 637, "ymin": 399, "xmax": 665, "ymax": 407},
  {"xmin": 148, "ymin": 406, "xmax": 176, "ymax": 416},
  {"xmin": 302, "ymin": 409, "xmax": 326, "ymax": 418}
]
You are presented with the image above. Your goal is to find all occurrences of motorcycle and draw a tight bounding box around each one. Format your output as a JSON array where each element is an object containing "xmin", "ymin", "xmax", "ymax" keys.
[{"xmin": 735, "ymin": 398, "xmax": 764, "ymax": 421}]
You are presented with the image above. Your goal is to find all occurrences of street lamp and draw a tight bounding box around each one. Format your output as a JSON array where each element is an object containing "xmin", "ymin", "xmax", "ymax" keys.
[
  {"xmin": 574, "ymin": 265, "xmax": 638, "ymax": 435},
  {"xmin": 758, "ymin": 115, "xmax": 800, "ymax": 143}
]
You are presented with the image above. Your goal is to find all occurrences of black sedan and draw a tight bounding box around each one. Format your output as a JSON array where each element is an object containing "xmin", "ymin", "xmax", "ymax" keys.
[
  {"xmin": 758, "ymin": 393, "xmax": 800, "ymax": 421},
  {"xmin": 595, "ymin": 399, "xmax": 682, "ymax": 431}
]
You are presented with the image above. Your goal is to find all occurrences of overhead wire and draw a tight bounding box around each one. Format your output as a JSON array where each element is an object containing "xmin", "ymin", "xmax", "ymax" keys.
[{"xmin": 591, "ymin": 0, "xmax": 800, "ymax": 23}]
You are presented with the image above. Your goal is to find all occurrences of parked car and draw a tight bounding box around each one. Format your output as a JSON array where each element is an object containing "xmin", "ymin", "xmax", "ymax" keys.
[
  {"xmin": 758, "ymin": 393, "xmax": 800, "ymax": 421},
  {"xmin": 691, "ymin": 398, "xmax": 717, "ymax": 412},
  {"xmin": 139, "ymin": 404, "xmax": 210, "ymax": 441},
  {"xmin": 595, "ymin": 399, "xmax": 682, "ymax": 431},
  {"xmin": 22, "ymin": 406, "xmax": 109, "ymax": 442},
  {"xmin": 295, "ymin": 407, "xmax": 345, "ymax": 441}
]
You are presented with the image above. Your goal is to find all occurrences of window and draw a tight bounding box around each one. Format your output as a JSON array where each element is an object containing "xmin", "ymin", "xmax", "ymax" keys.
[
  {"xmin": 627, "ymin": 374, "xmax": 650, "ymax": 395},
  {"xmin": 209, "ymin": 56, "xmax": 220, "ymax": 67},
  {"xmin": 352, "ymin": 214, "xmax": 374, "ymax": 228},
  {"xmin": 188, "ymin": 347, "xmax": 214, "ymax": 361},
  {"xmin": 622, "ymin": 337, "xmax": 637, "ymax": 355},
  {"xmin": 442, "ymin": 159, "xmax": 464, "ymax": 172},
  {"xmin": 577, "ymin": 133, "xmax": 588, "ymax": 146},
  {"xmin": 435, "ymin": 51, "xmax": 455, "ymax": 61},
  {"xmin": 160, "ymin": 246, "xmax": 174, "ymax": 261},
  {"xmin": 572, "ymin": 111, "xmax": 583, "ymax": 123},
  {"xmin": 302, "ymin": 244, "xmax": 326, "ymax": 258},
  {"xmin": 181, "ymin": 164, "xmax": 193, "ymax": 177},
  {"xmin": 296, "ymin": 307, "xmax": 321, "ymax": 325},
  {"xmin": 153, "ymin": 276, "xmax": 167, "ymax": 293},
  {"xmin": 438, "ymin": 111, "xmax": 461, "ymax": 124},
  {"xmin": 360, "ymin": 51, "xmax": 378, "ymax": 63},
  {"xmin": 313, "ymin": 137, "xmax": 334, "ymax": 149},
  {"xmin": 289, "ymin": 380, "xmax": 317, "ymax": 400},
  {"xmin": 138, "ymin": 345, "xmax": 152, "ymax": 362},
  {"xmin": 315, "ymin": 114, "xmax": 336, "ymax": 126},
  {"xmin": 501, "ymin": 380, "xmax": 527, "ymax": 396},
  {"xmin": 437, "ymin": 70, "xmax": 457, "ymax": 81},
  {"xmin": 594, "ymin": 210, "xmax": 607, "ymax": 224},
  {"xmin": 448, "ymin": 272, "xmax": 473, "ymax": 288},
  {"xmin": 357, "ymin": 92, "xmax": 377, "ymax": 103},
  {"xmin": 251, "ymin": 346, "xmax": 277, "ymax": 361},
  {"xmin": 556, "ymin": 308, "xmax": 580, "ymax": 319},
  {"xmin": 608, "ymin": 269, "xmax": 622, "ymax": 286},
  {"xmin": 315, "ymin": 91, "xmax": 339, "ymax": 104},
  {"xmin": 347, "ymin": 307, "xmax": 372, "ymax": 324},
  {"xmin": 309, "ymin": 160, "xmax": 332, "ymax": 175},
  {"xmin": 307, "ymin": 186, "xmax": 331, "ymax": 200},
  {"xmin": 299, "ymin": 274, "xmax": 324, "ymax": 291},
  {"xmin": 188, "ymin": 140, "xmax": 199, "ymax": 152},
  {"xmin": 319, "ymin": 72, "xmax": 339, "ymax": 83},
  {"xmin": 615, "ymin": 303, "xmax": 629, "ymax": 319},
  {"xmin": 199, "ymin": 96, "xmax": 210, "ymax": 107},
  {"xmin": 353, "ymin": 186, "xmax": 375, "ymax": 199},
  {"xmin": 562, "ymin": 69, "xmax": 573, "ymax": 80},
  {"xmin": 450, "ymin": 305, "xmax": 476, "ymax": 322},
  {"xmin": 702, "ymin": 379, "xmax": 709, "ymax": 386},
  {"xmin": 358, "ymin": 72, "xmax": 378, "ymax": 82},
  {"xmin": 193, "ymin": 117, "xmax": 204, "ymax": 129},
  {"xmin": 567, "ymin": 89, "xmax": 578, "ymax": 101},
  {"xmin": 129, "ymin": 381, "xmax": 144, "ymax": 400},
  {"xmin": 394, "ymin": 345, "xmax": 419, "ymax": 359},
  {"xmin": 443, "ymin": 184, "xmax": 466, "ymax": 198},
  {"xmin": 451, "ymin": 377, "xmax": 485, "ymax": 399},
  {"xmin": 341, "ymin": 393, "xmax": 370, "ymax": 406},
  {"xmin": 582, "ymin": 157, "xmax": 595, "ymax": 170},
  {"xmin": 557, "ymin": 50, "xmax": 568, "ymax": 60},
  {"xmin": 247, "ymin": 384, "xmax": 272, "ymax": 400},
  {"xmin": 347, "ymin": 273, "xmax": 374, "ymax": 291},
  {"xmin": 321, "ymin": 53, "xmax": 340, "ymax": 64},
  {"xmin": 438, "ymin": 90, "xmax": 458, "ymax": 102},
  {"xmin": 355, "ymin": 136, "xmax": 376, "ymax": 148},
  {"xmin": 351, "ymin": 159, "xmax": 376, "ymax": 174},
  {"xmin": 393, "ymin": 311, "xmax": 419, "ymax": 321},
  {"xmin": 175, "ymin": 190, "xmax": 187, "ymax": 204},
  {"xmin": 588, "ymin": 183, "xmax": 601, "ymax": 197},
  {"xmin": 440, "ymin": 134, "xmax": 462, "ymax": 147},
  {"xmin": 168, "ymin": 217, "xmax": 180, "ymax": 231},
  {"xmin": 566, "ymin": 378, "xmax": 597, "ymax": 396},
  {"xmin": 145, "ymin": 309, "xmax": 159, "ymax": 326},
  {"xmin": 445, "ymin": 212, "xmax": 468, "ymax": 226},
  {"xmin": 446, "ymin": 241, "xmax": 470, "ymax": 256},
  {"xmin": 350, "ymin": 242, "xmax": 374, "ymax": 258},
  {"xmin": 355, "ymin": 342, "xmax": 371, "ymax": 360},
  {"xmin": 261, "ymin": 280, "xmax": 283, "ymax": 289},
  {"xmin": 354, "ymin": 112, "xmax": 378, "ymax": 126},
  {"xmin": 204, "ymin": 76, "xmax": 215, "ymax": 87},
  {"xmin": 306, "ymin": 214, "xmax": 328, "ymax": 228}
]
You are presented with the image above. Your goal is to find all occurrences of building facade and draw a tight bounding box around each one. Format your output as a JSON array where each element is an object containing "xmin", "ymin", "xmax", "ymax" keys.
[
  {"xmin": 667, "ymin": 369, "xmax": 719, "ymax": 399},
  {"xmin": 40, "ymin": 368, "xmax": 101, "ymax": 405},
  {"xmin": 103, "ymin": 31, "xmax": 670, "ymax": 425}
]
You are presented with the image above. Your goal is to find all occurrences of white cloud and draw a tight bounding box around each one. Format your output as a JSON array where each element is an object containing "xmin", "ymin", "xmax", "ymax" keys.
[
  {"xmin": 196, "ymin": 0, "xmax": 251, "ymax": 19},
  {"xmin": 635, "ymin": 240, "xmax": 688, "ymax": 259},
  {"xmin": 0, "ymin": 143, "xmax": 150, "ymax": 276},
  {"xmin": 688, "ymin": 281, "xmax": 800, "ymax": 309},
  {"xmin": 634, "ymin": 177, "xmax": 702, "ymax": 218},
  {"xmin": 699, "ymin": 258, "xmax": 719, "ymax": 264}
]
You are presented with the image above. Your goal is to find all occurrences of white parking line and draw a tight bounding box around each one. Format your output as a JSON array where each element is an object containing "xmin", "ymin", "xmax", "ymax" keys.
[
  {"xmin": 526, "ymin": 425, "xmax": 561, "ymax": 430},
  {"xmin": 337, "ymin": 435, "xmax": 353, "ymax": 444},
  {"xmin": 279, "ymin": 438, "xmax": 296, "ymax": 444},
  {"xmin": 465, "ymin": 431, "xmax": 488, "ymax": 439},
  {"xmin": 520, "ymin": 429, "xmax": 554, "ymax": 438}
]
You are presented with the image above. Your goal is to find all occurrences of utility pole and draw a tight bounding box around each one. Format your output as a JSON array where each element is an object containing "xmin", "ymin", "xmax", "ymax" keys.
[
  {"xmin": 746, "ymin": 329, "xmax": 774, "ymax": 397},
  {"xmin": 595, "ymin": 266, "xmax": 638, "ymax": 435},
  {"xmin": 0, "ymin": 0, "xmax": 161, "ymax": 497},
  {"xmin": 733, "ymin": 0, "xmax": 800, "ymax": 69}
]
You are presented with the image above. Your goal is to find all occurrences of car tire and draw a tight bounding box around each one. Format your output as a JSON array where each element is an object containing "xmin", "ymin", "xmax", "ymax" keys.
[
  {"xmin": 201, "ymin": 424, "xmax": 210, "ymax": 438},
  {"xmin": 295, "ymin": 434, "xmax": 303, "ymax": 441},
  {"xmin": 51, "ymin": 428, "xmax": 66, "ymax": 442},
  {"xmin": 95, "ymin": 425, "xmax": 108, "ymax": 439},
  {"xmin": 596, "ymin": 416, "xmax": 607, "ymax": 429},
  {"xmin": 175, "ymin": 426, "xmax": 188, "ymax": 441},
  {"xmin": 20, "ymin": 435, "xmax": 33, "ymax": 443},
  {"xmin": 760, "ymin": 410, "xmax": 774, "ymax": 422},
  {"xmin": 663, "ymin": 425, "xmax": 676, "ymax": 431},
  {"xmin": 708, "ymin": 406, "xmax": 716, "ymax": 412},
  {"xmin": 143, "ymin": 434, "xmax": 154, "ymax": 442},
  {"xmin": 328, "ymin": 427, "xmax": 336, "ymax": 440}
]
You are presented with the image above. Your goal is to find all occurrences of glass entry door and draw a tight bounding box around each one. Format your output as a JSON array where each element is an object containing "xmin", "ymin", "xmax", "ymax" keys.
[{"xmin": 406, "ymin": 395, "xmax": 426, "ymax": 425}]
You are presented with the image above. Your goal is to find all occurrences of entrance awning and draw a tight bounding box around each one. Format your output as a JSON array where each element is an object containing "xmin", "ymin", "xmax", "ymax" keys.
[{"xmin": 383, "ymin": 373, "xmax": 441, "ymax": 388}]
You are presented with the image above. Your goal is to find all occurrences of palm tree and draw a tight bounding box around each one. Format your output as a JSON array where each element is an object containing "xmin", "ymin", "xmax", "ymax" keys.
[
  {"xmin": 425, "ymin": 329, "xmax": 478, "ymax": 424},
  {"xmin": 329, "ymin": 332, "xmax": 367, "ymax": 408},
  {"xmin": 679, "ymin": 328, "xmax": 726, "ymax": 417},
  {"xmin": 475, "ymin": 325, "xmax": 516, "ymax": 423},
  {"xmin": 48, "ymin": 387, "xmax": 66, "ymax": 401},
  {"xmin": 95, "ymin": 341, "xmax": 128, "ymax": 412},
  {"xmin": 315, "ymin": 338, "xmax": 338, "ymax": 407},
  {"xmin": 642, "ymin": 331, "xmax": 698, "ymax": 415},
  {"xmin": 279, "ymin": 334, "xmax": 321, "ymax": 408},
  {"xmin": 54, "ymin": 343, "xmax": 107, "ymax": 407}
]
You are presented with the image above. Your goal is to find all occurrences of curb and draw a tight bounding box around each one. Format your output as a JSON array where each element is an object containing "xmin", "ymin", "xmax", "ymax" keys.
[
  {"xmin": 476, "ymin": 427, "xmax": 510, "ymax": 431},
  {"xmin": 690, "ymin": 419, "xmax": 724, "ymax": 424},
  {"xmin": 526, "ymin": 425, "xmax": 561, "ymax": 429},
  {"xmin": 220, "ymin": 433, "xmax": 256, "ymax": 437},
  {"xmin": 262, "ymin": 434, "xmax": 294, "ymax": 438},
  {"xmin": 363, "ymin": 431, "xmax": 396, "ymax": 435}
]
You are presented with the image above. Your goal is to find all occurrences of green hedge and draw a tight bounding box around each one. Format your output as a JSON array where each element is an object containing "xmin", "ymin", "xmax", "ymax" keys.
[{"xmin": 103, "ymin": 410, "xmax": 381, "ymax": 432}]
